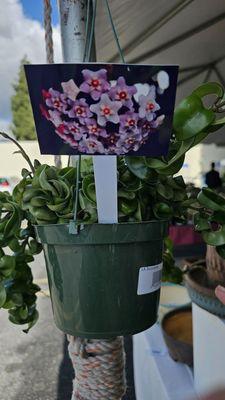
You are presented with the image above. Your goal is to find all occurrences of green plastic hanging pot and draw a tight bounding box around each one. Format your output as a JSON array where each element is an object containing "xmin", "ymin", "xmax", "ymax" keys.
[{"xmin": 35, "ymin": 220, "xmax": 168, "ymax": 338}]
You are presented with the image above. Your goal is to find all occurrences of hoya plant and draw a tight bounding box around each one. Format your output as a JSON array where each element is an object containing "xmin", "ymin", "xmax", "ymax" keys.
[
  {"xmin": 194, "ymin": 188, "xmax": 225, "ymax": 285},
  {"xmin": 0, "ymin": 81, "xmax": 225, "ymax": 331}
]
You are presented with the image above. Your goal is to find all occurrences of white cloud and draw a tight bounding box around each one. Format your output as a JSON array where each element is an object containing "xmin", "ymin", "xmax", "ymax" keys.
[
  {"xmin": 0, "ymin": 118, "xmax": 11, "ymax": 134},
  {"xmin": 0, "ymin": 0, "xmax": 62, "ymax": 125}
]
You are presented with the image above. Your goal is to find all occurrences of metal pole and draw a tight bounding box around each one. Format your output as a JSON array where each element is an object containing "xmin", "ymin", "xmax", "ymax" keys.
[
  {"xmin": 58, "ymin": 0, "xmax": 87, "ymax": 62},
  {"xmin": 57, "ymin": 0, "xmax": 96, "ymax": 169}
]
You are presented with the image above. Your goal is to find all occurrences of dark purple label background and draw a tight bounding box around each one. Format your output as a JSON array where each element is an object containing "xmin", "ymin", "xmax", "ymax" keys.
[{"xmin": 25, "ymin": 63, "xmax": 178, "ymax": 156}]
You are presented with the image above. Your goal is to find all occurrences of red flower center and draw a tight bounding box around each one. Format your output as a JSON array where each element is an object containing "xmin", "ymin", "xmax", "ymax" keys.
[
  {"xmin": 103, "ymin": 106, "xmax": 111, "ymax": 115},
  {"xmin": 91, "ymin": 126, "xmax": 98, "ymax": 133},
  {"xmin": 128, "ymin": 119, "xmax": 135, "ymax": 126},
  {"xmin": 76, "ymin": 106, "xmax": 84, "ymax": 115},
  {"xmin": 71, "ymin": 127, "xmax": 79, "ymax": 133},
  {"xmin": 57, "ymin": 124, "xmax": 65, "ymax": 134},
  {"xmin": 147, "ymin": 102, "xmax": 154, "ymax": 111},
  {"xmin": 54, "ymin": 99, "xmax": 60, "ymax": 108},
  {"xmin": 126, "ymin": 138, "xmax": 135, "ymax": 144},
  {"xmin": 42, "ymin": 89, "xmax": 51, "ymax": 99},
  {"xmin": 143, "ymin": 122, "xmax": 151, "ymax": 130},
  {"xmin": 109, "ymin": 135, "xmax": 117, "ymax": 144},
  {"xmin": 92, "ymin": 79, "xmax": 100, "ymax": 88},
  {"xmin": 119, "ymin": 90, "xmax": 127, "ymax": 100}
]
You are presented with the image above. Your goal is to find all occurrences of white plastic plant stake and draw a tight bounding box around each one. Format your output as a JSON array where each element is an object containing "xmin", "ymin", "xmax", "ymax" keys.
[{"xmin": 93, "ymin": 156, "xmax": 118, "ymax": 223}]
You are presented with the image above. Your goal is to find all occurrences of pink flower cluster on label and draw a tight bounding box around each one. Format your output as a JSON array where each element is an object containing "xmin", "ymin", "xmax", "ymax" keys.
[{"xmin": 40, "ymin": 68, "xmax": 165, "ymax": 155}]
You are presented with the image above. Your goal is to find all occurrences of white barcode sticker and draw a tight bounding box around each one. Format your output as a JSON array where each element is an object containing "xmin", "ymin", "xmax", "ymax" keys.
[{"xmin": 137, "ymin": 263, "xmax": 162, "ymax": 295}]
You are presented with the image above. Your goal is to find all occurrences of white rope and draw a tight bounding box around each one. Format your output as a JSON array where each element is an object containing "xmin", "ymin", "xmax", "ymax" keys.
[
  {"xmin": 43, "ymin": 0, "xmax": 62, "ymax": 168},
  {"xmin": 68, "ymin": 336, "xmax": 126, "ymax": 400},
  {"xmin": 43, "ymin": 0, "xmax": 54, "ymax": 63}
]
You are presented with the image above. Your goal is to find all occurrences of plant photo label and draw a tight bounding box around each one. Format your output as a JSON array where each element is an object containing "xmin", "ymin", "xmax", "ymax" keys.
[{"xmin": 25, "ymin": 63, "xmax": 178, "ymax": 156}]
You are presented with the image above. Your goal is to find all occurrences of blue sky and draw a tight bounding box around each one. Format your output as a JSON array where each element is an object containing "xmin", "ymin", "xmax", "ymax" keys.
[
  {"xmin": 0, "ymin": 0, "xmax": 62, "ymax": 131},
  {"xmin": 21, "ymin": 0, "xmax": 59, "ymax": 26}
]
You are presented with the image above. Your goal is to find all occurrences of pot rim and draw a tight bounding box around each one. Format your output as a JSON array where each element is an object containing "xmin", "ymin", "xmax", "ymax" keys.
[
  {"xmin": 34, "ymin": 219, "xmax": 169, "ymax": 228},
  {"xmin": 34, "ymin": 219, "xmax": 169, "ymax": 245}
]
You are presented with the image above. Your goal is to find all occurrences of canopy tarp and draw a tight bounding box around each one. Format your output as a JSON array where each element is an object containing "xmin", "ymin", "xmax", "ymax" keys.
[{"xmin": 96, "ymin": 0, "xmax": 225, "ymax": 145}]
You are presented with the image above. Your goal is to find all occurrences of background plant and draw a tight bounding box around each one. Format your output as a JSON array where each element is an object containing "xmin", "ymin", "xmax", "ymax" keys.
[{"xmin": 11, "ymin": 56, "xmax": 36, "ymax": 141}]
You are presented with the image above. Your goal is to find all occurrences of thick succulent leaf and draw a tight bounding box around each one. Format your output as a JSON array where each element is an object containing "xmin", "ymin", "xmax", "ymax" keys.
[
  {"xmin": 197, "ymin": 188, "xmax": 225, "ymax": 211},
  {"xmin": 153, "ymin": 203, "xmax": 173, "ymax": 219},
  {"xmin": 0, "ymin": 282, "xmax": 6, "ymax": 307},
  {"xmin": 192, "ymin": 82, "xmax": 224, "ymax": 99},
  {"xmin": 82, "ymin": 174, "xmax": 96, "ymax": 204},
  {"xmin": 194, "ymin": 213, "xmax": 211, "ymax": 231},
  {"xmin": 202, "ymin": 225, "xmax": 225, "ymax": 247},
  {"xmin": 173, "ymin": 94, "xmax": 215, "ymax": 141},
  {"xmin": 125, "ymin": 157, "xmax": 158, "ymax": 182}
]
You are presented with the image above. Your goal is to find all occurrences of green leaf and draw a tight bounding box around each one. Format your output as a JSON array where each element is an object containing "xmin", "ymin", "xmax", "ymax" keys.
[
  {"xmin": 173, "ymin": 94, "xmax": 215, "ymax": 141},
  {"xmin": 160, "ymin": 155, "xmax": 185, "ymax": 176},
  {"xmin": 28, "ymin": 239, "xmax": 42, "ymax": 255},
  {"xmin": 23, "ymin": 309, "xmax": 39, "ymax": 333},
  {"xmin": 164, "ymin": 236, "xmax": 174, "ymax": 253},
  {"xmin": 82, "ymin": 175, "xmax": 96, "ymax": 204},
  {"xmin": 216, "ymin": 245, "xmax": 225, "ymax": 259},
  {"xmin": 34, "ymin": 159, "xmax": 41, "ymax": 169},
  {"xmin": 0, "ymin": 282, "xmax": 6, "ymax": 307},
  {"xmin": 198, "ymin": 188, "xmax": 225, "ymax": 211},
  {"xmin": 118, "ymin": 189, "xmax": 136, "ymax": 200},
  {"xmin": 58, "ymin": 167, "xmax": 76, "ymax": 184},
  {"xmin": 134, "ymin": 200, "xmax": 142, "ymax": 222},
  {"xmin": 153, "ymin": 203, "xmax": 173, "ymax": 219},
  {"xmin": 21, "ymin": 168, "xmax": 31, "ymax": 178},
  {"xmin": 125, "ymin": 157, "xmax": 158, "ymax": 182},
  {"xmin": 119, "ymin": 198, "xmax": 138, "ymax": 215},
  {"xmin": 157, "ymin": 183, "xmax": 174, "ymax": 199},
  {"xmin": 3, "ymin": 292, "xmax": 23, "ymax": 308},
  {"xmin": 202, "ymin": 225, "xmax": 225, "ymax": 246},
  {"xmin": 194, "ymin": 213, "xmax": 211, "ymax": 231},
  {"xmin": 19, "ymin": 305, "xmax": 29, "ymax": 320},
  {"xmin": 192, "ymin": 82, "xmax": 224, "ymax": 99},
  {"xmin": 8, "ymin": 238, "xmax": 21, "ymax": 252},
  {"xmin": 3, "ymin": 201, "xmax": 22, "ymax": 238},
  {"xmin": 38, "ymin": 166, "xmax": 58, "ymax": 196},
  {"xmin": 207, "ymin": 116, "xmax": 225, "ymax": 132},
  {"xmin": 0, "ymin": 256, "xmax": 16, "ymax": 277},
  {"xmin": 145, "ymin": 157, "xmax": 167, "ymax": 169},
  {"xmin": 8, "ymin": 309, "xmax": 23, "ymax": 325},
  {"xmin": 32, "ymin": 207, "xmax": 57, "ymax": 223},
  {"xmin": 78, "ymin": 191, "xmax": 97, "ymax": 224}
]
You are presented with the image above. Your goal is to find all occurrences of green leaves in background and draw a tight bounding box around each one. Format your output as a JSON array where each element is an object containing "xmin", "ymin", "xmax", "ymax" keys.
[
  {"xmin": 194, "ymin": 187, "xmax": 225, "ymax": 255},
  {"xmin": 162, "ymin": 237, "xmax": 183, "ymax": 284}
]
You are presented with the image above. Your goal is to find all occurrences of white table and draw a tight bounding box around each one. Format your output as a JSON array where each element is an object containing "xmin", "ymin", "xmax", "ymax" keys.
[
  {"xmin": 133, "ymin": 323, "xmax": 198, "ymax": 400},
  {"xmin": 193, "ymin": 303, "xmax": 225, "ymax": 396}
]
